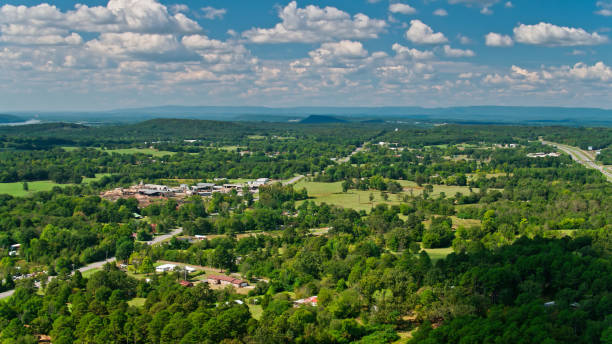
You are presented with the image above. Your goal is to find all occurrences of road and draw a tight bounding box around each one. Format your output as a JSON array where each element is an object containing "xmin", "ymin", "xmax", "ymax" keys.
[
  {"xmin": 338, "ymin": 144, "xmax": 366, "ymax": 163},
  {"xmin": 0, "ymin": 227, "xmax": 183, "ymax": 300},
  {"xmin": 542, "ymin": 140, "xmax": 612, "ymax": 182},
  {"xmin": 282, "ymin": 175, "xmax": 304, "ymax": 185},
  {"xmin": 147, "ymin": 227, "xmax": 183, "ymax": 245}
]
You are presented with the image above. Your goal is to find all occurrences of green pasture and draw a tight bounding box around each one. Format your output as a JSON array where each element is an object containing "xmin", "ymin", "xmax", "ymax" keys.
[
  {"xmin": 0, "ymin": 173, "xmax": 110, "ymax": 197},
  {"xmin": 294, "ymin": 180, "xmax": 475, "ymax": 212}
]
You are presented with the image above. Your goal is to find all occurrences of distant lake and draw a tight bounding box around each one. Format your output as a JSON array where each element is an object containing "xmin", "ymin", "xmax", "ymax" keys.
[{"xmin": 0, "ymin": 119, "xmax": 41, "ymax": 126}]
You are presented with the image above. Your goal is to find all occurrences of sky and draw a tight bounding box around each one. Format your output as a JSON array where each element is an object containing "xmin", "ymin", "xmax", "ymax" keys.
[{"xmin": 1, "ymin": 0, "xmax": 612, "ymax": 111}]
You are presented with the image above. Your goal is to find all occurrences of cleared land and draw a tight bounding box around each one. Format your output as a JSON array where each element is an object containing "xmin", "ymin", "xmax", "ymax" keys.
[
  {"xmin": 63, "ymin": 146, "xmax": 177, "ymax": 156},
  {"xmin": 294, "ymin": 180, "xmax": 475, "ymax": 212},
  {"xmin": 0, "ymin": 173, "xmax": 110, "ymax": 197}
]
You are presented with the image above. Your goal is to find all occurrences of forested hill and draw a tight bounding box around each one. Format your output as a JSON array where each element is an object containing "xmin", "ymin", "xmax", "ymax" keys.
[
  {"xmin": 0, "ymin": 114, "xmax": 24, "ymax": 123},
  {"xmin": 1, "ymin": 119, "xmax": 611, "ymax": 151}
]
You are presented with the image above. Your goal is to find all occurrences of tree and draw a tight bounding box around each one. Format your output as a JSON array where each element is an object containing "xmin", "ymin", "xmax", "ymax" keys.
[
  {"xmin": 22, "ymin": 182, "xmax": 29, "ymax": 191},
  {"xmin": 115, "ymin": 239, "xmax": 134, "ymax": 263}
]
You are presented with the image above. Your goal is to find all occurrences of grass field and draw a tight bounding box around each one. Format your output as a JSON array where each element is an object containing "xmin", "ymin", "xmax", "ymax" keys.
[
  {"xmin": 128, "ymin": 297, "xmax": 146, "ymax": 308},
  {"xmin": 62, "ymin": 146, "xmax": 177, "ymax": 156},
  {"xmin": 422, "ymin": 246, "xmax": 454, "ymax": 262},
  {"xmin": 99, "ymin": 147, "xmax": 176, "ymax": 156},
  {"xmin": 248, "ymin": 304, "xmax": 263, "ymax": 320},
  {"xmin": 0, "ymin": 173, "xmax": 110, "ymax": 197},
  {"xmin": 294, "ymin": 180, "xmax": 475, "ymax": 212}
]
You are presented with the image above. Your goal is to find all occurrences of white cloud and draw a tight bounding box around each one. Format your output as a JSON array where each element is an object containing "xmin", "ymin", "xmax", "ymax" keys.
[
  {"xmin": 86, "ymin": 32, "xmax": 197, "ymax": 61},
  {"xmin": 405, "ymin": 20, "xmax": 448, "ymax": 44},
  {"xmin": 392, "ymin": 43, "xmax": 434, "ymax": 59},
  {"xmin": 389, "ymin": 3, "xmax": 417, "ymax": 15},
  {"xmin": 443, "ymin": 45, "xmax": 475, "ymax": 57},
  {"xmin": 562, "ymin": 62, "xmax": 612, "ymax": 81},
  {"xmin": 505, "ymin": 2, "xmax": 514, "ymax": 8},
  {"xmin": 458, "ymin": 35, "xmax": 471, "ymax": 44},
  {"xmin": 448, "ymin": 0, "xmax": 500, "ymax": 9},
  {"xmin": 595, "ymin": 1, "xmax": 612, "ymax": 16},
  {"xmin": 242, "ymin": 1, "xmax": 386, "ymax": 43},
  {"xmin": 513, "ymin": 22, "xmax": 608, "ymax": 46},
  {"xmin": 309, "ymin": 40, "xmax": 368, "ymax": 65},
  {"xmin": 0, "ymin": 1, "xmax": 202, "ymax": 37},
  {"xmin": 433, "ymin": 9, "xmax": 448, "ymax": 16},
  {"xmin": 480, "ymin": 7, "xmax": 493, "ymax": 15},
  {"xmin": 170, "ymin": 4, "xmax": 189, "ymax": 13},
  {"xmin": 201, "ymin": 6, "xmax": 226, "ymax": 20},
  {"xmin": 485, "ymin": 32, "xmax": 513, "ymax": 46}
]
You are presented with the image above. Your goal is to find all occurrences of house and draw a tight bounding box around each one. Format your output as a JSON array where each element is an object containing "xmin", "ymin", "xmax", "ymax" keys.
[
  {"xmin": 179, "ymin": 280, "xmax": 193, "ymax": 287},
  {"xmin": 206, "ymin": 275, "xmax": 248, "ymax": 288},
  {"xmin": 184, "ymin": 266, "xmax": 197, "ymax": 273},
  {"xmin": 294, "ymin": 296, "xmax": 318, "ymax": 307},
  {"xmin": 155, "ymin": 263, "xmax": 177, "ymax": 273}
]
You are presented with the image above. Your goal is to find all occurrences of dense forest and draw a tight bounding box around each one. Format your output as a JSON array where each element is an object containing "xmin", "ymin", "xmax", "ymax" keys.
[{"xmin": 0, "ymin": 120, "xmax": 610, "ymax": 343}]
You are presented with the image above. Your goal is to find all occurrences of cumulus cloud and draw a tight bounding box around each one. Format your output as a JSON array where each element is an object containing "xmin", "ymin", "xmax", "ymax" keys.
[
  {"xmin": 0, "ymin": 0, "xmax": 202, "ymax": 38},
  {"xmin": 389, "ymin": 3, "xmax": 417, "ymax": 15},
  {"xmin": 201, "ymin": 6, "xmax": 226, "ymax": 20},
  {"xmin": 86, "ymin": 32, "xmax": 198, "ymax": 62},
  {"xmin": 392, "ymin": 43, "xmax": 434, "ymax": 59},
  {"xmin": 513, "ymin": 22, "xmax": 608, "ymax": 46},
  {"xmin": 405, "ymin": 20, "xmax": 448, "ymax": 44},
  {"xmin": 242, "ymin": 1, "xmax": 386, "ymax": 43},
  {"xmin": 505, "ymin": 1, "xmax": 514, "ymax": 8},
  {"xmin": 309, "ymin": 40, "xmax": 369, "ymax": 65},
  {"xmin": 433, "ymin": 9, "xmax": 448, "ymax": 16},
  {"xmin": 595, "ymin": 1, "xmax": 612, "ymax": 16},
  {"xmin": 562, "ymin": 62, "xmax": 612, "ymax": 81},
  {"xmin": 443, "ymin": 45, "xmax": 475, "ymax": 57},
  {"xmin": 485, "ymin": 32, "xmax": 513, "ymax": 46}
]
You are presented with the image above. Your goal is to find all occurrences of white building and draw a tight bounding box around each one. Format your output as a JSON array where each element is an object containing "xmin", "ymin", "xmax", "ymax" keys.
[{"xmin": 155, "ymin": 263, "xmax": 177, "ymax": 273}]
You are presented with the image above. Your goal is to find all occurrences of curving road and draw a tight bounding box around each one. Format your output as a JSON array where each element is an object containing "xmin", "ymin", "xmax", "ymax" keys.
[
  {"xmin": 0, "ymin": 227, "xmax": 183, "ymax": 300},
  {"xmin": 542, "ymin": 140, "xmax": 612, "ymax": 182}
]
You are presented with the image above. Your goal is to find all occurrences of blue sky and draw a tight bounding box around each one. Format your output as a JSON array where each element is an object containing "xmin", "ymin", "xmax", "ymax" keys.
[{"xmin": 0, "ymin": 0, "xmax": 611, "ymax": 111}]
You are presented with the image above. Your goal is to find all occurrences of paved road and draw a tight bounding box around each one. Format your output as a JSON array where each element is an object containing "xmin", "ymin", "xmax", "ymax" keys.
[
  {"xmin": 0, "ymin": 227, "xmax": 183, "ymax": 300},
  {"xmin": 542, "ymin": 140, "xmax": 612, "ymax": 182},
  {"xmin": 147, "ymin": 227, "xmax": 183, "ymax": 245},
  {"xmin": 282, "ymin": 175, "xmax": 304, "ymax": 185},
  {"xmin": 338, "ymin": 144, "xmax": 365, "ymax": 163}
]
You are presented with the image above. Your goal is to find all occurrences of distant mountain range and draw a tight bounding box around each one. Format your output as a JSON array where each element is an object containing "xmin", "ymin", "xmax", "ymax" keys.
[
  {"xmin": 8, "ymin": 105, "xmax": 612, "ymax": 126},
  {"xmin": 0, "ymin": 114, "xmax": 25, "ymax": 124}
]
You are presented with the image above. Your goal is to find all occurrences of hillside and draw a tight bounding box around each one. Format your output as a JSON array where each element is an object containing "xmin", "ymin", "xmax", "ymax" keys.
[
  {"xmin": 300, "ymin": 115, "xmax": 347, "ymax": 124},
  {"xmin": 0, "ymin": 114, "xmax": 24, "ymax": 124}
]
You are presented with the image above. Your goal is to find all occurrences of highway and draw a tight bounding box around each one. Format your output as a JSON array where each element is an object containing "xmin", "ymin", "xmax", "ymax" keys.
[
  {"xmin": 542, "ymin": 140, "xmax": 612, "ymax": 182},
  {"xmin": 0, "ymin": 227, "xmax": 183, "ymax": 300}
]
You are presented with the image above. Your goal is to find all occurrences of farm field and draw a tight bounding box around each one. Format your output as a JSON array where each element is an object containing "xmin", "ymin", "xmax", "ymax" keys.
[
  {"xmin": 0, "ymin": 173, "xmax": 110, "ymax": 197},
  {"xmin": 294, "ymin": 180, "xmax": 475, "ymax": 212},
  {"xmin": 62, "ymin": 146, "xmax": 177, "ymax": 156}
]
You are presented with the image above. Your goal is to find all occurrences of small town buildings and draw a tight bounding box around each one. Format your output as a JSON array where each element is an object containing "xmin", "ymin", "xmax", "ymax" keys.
[{"xmin": 207, "ymin": 275, "xmax": 248, "ymax": 288}]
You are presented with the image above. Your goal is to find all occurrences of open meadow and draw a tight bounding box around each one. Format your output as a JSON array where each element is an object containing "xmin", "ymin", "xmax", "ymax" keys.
[
  {"xmin": 294, "ymin": 180, "xmax": 476, "ymax": 212},
  {"xmin": 0, "ymin": 173, "xmax": 110, "ymax": 197}
]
